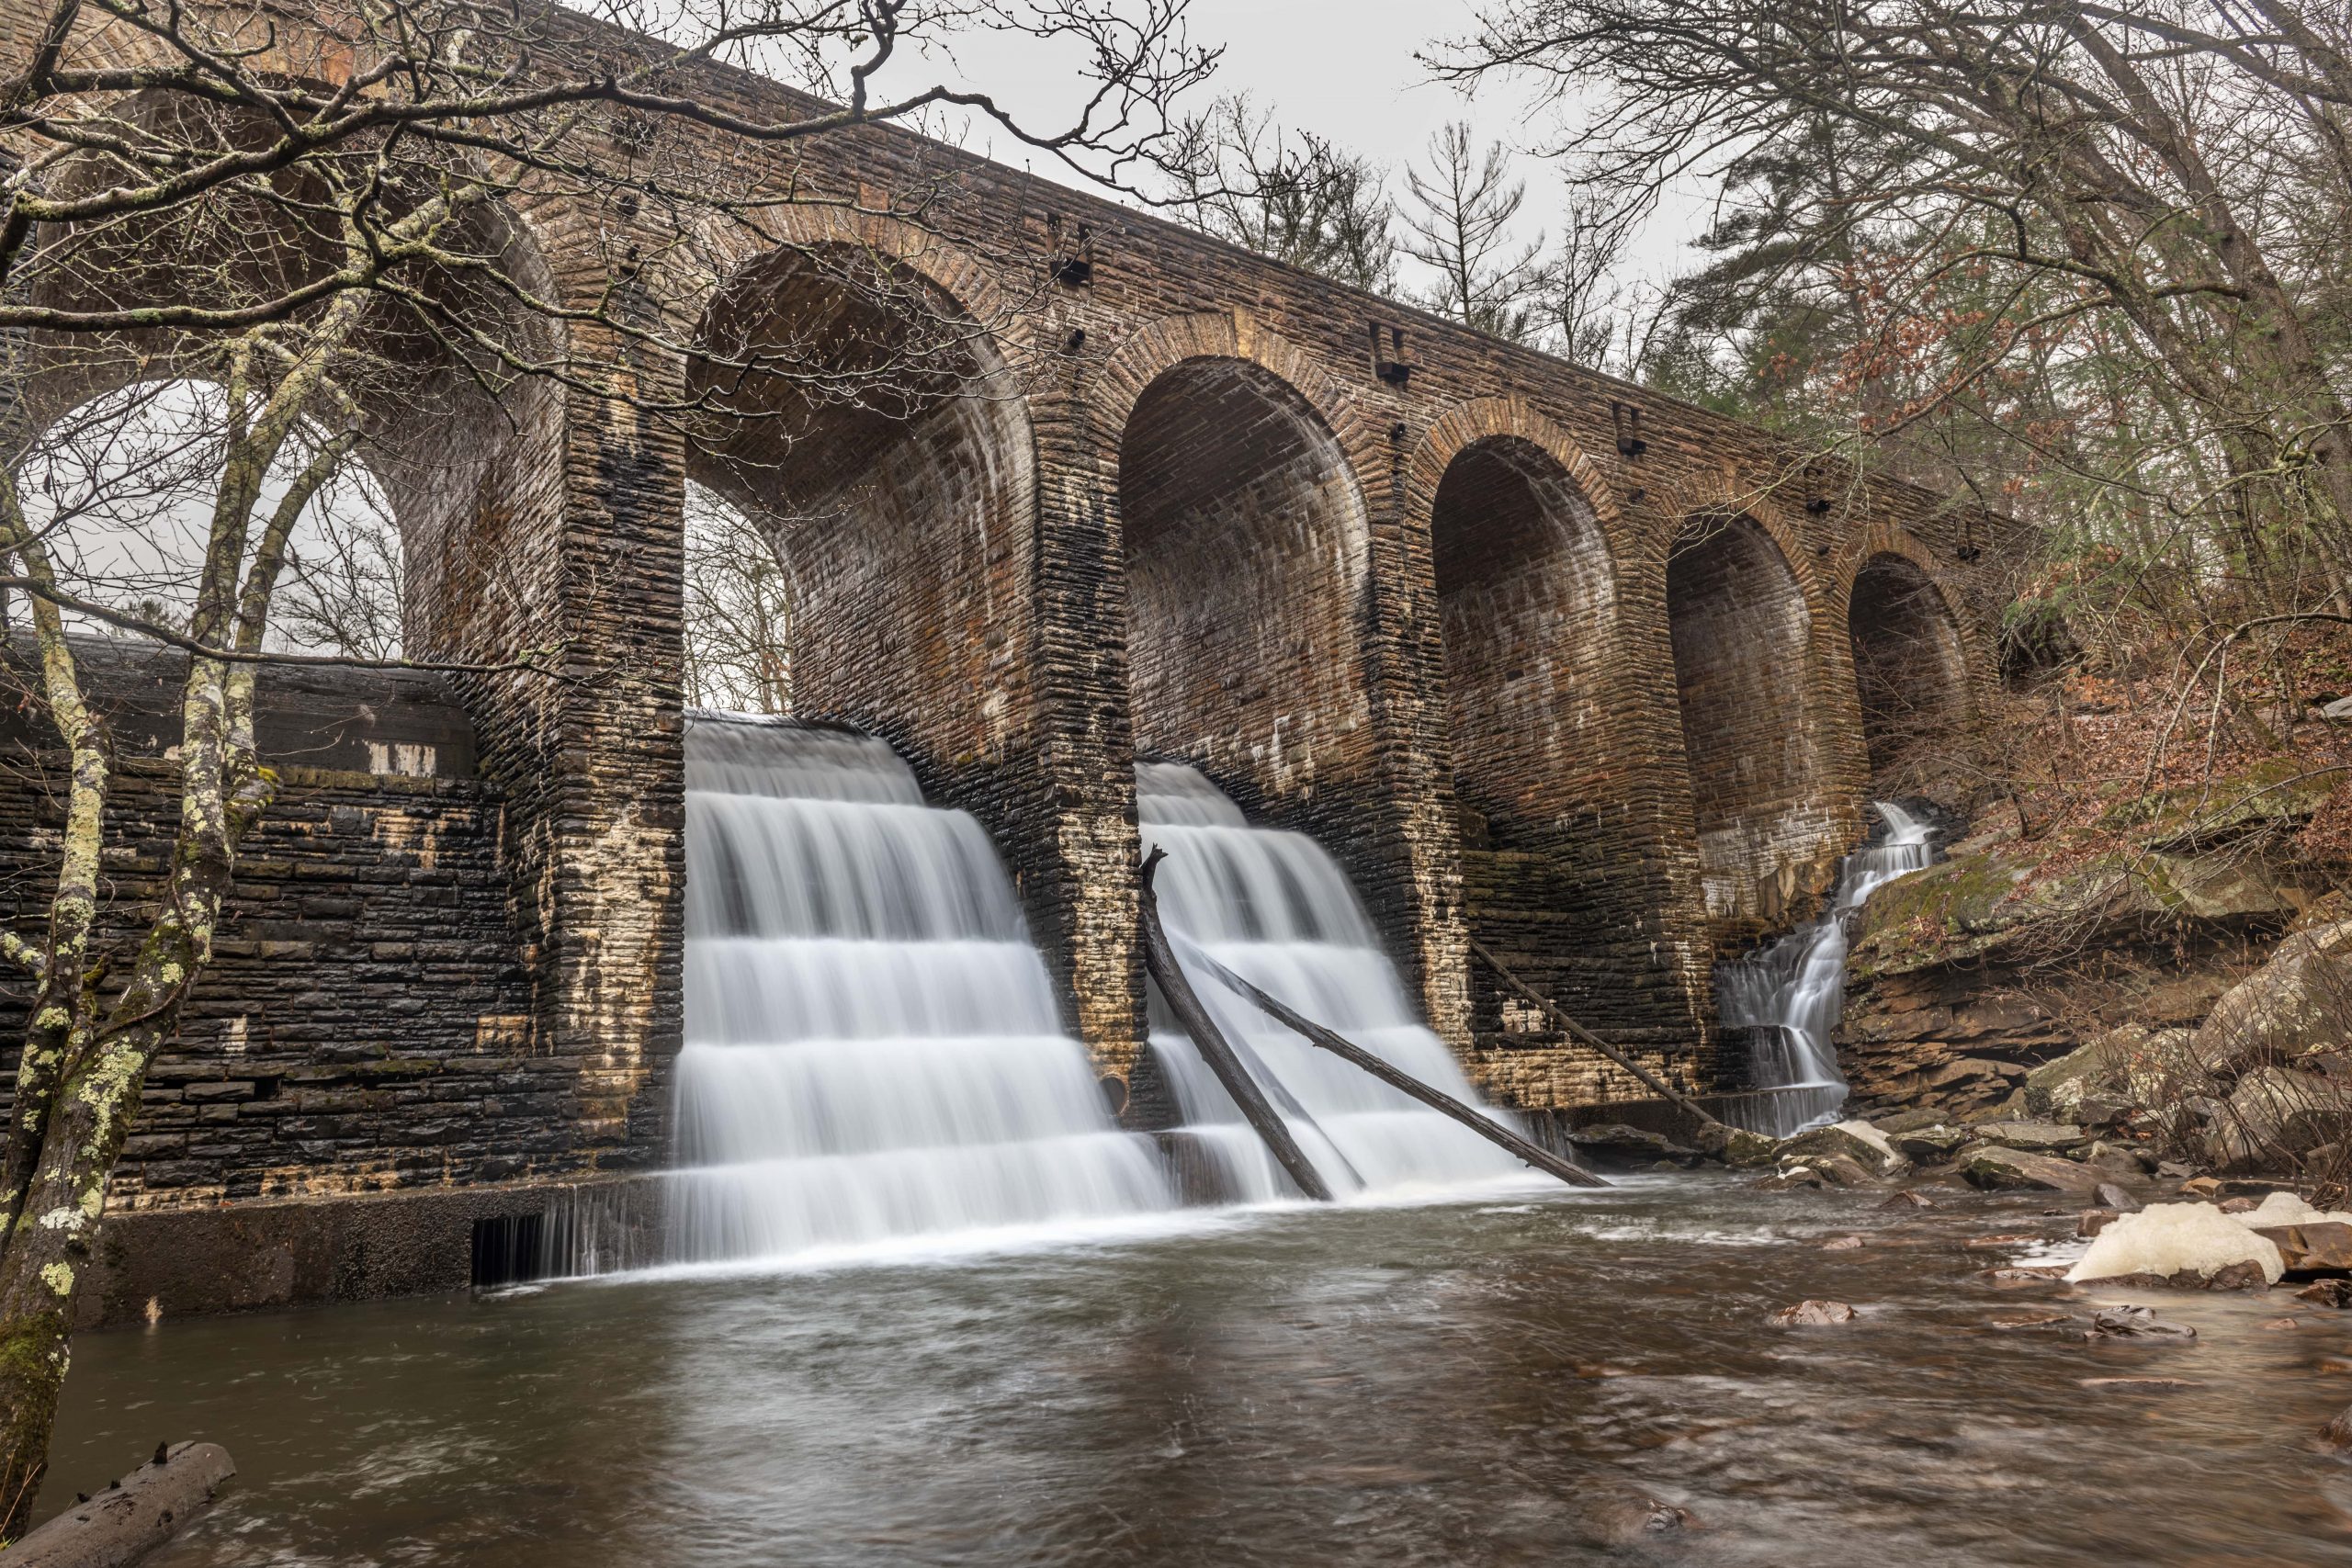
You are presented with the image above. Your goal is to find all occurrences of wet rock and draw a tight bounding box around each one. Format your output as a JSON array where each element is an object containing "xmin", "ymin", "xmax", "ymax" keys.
[
  {"xmin": 2324, "ymin": 1405, "xmax": 2352, "ymax": 1453},
  {"xmin": 1973, "ymin": 1120, "xmax": 2091, "ymax": 1156},
  {"xmin": 1574, "ymin": 1492, "xmax": 1693, "ymax": 1546},
  {"xmin": 1779, "ymin": 1120, "xmax": 1911, "ymax": 1179},
  {"xmin": 1702, "ymin": 1124, "xmax": 1781, "ymax": 1168},
  {"xmin": 2078, "ymin": 1210, "xmax": 2119, "ymax": 1238},
  {"xmin": 1566, "ymin": 1123, "xmax": 1703, "ymax": 1167},
  {"xmin": 2220, "ymin": 1196, "xmax": 2261, "ymax": 1213},
  {"xmin": 1821, "ymin": 1235, "xmax": 1864, "ymax": 1251},
  {"xmin": 2095, "ymin": 1181, "xmax": 2143, "ymax": 1212},
  {"xmin": 1889, "ymin": 1123, "xmax": 1969, "ymax": 1163},
  {"xmin": 1878, "ymin": 1189, "xmax": 1936, "ymax": 1210},
  {"xmin": 1770, "ymin": 1299, "xmax": 1857, "ymax": 1326},
  {"xmin": 2298, "ymin": 1279, "xmax": 2352, "ymax": 1308},
  {"xmin": 1984, "ymin": 1311, "xmax": 2075, "ymax": 1332},
  {"xmin": 2088, "ymin": 1304, "xmax": 2197, "ymax": 1339},
  {"xmin": 1755, "ymin": 1167, "xmax": 1826, "ymax": 1190},
  {"xmin": 1773, "ymin": 1152, "xmax": 1880, "ymax": 1188},
  {"xmin": 1979, "ymin": 1265, "xmax": 2069, "ymax": 1286},
  {"xmin": 1962, "ymin": 1232, "xmax": 2042, "ymax": 1251},
  {"xmin": 2250, "ymin": 1221, "xmax": 2352, "ymax": 1272},
  {"xmin": 2260, "ymin": 1316, "xmax": 2300, "ymax": 1330},
  {"xmin": 2081, "ymin": 1376, "xmax": 2199, "ymax": 1393},
  {"xmin": 1957, "ymin": 1144, "xmax": 2104, "ymax": 1195},
  {"xmin": 1871, "ymin": 1107, "xmax": 1951, "ymax": 1135}
]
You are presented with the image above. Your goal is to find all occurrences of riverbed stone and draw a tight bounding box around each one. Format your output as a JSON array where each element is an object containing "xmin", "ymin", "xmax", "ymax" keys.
[
  {"xmin": 2298, "ymin": 1280, "xmax": 2352, "ymax": 1308},
  {"xmin": 2251, "ymin": 1222, "xmax": 2352, "ymax": 1273},
  {"xmin": 1780, "ymin": 1120, "xmax": 1911, "ymax": 1179},
  {"xmin": 2325, "ymin": 1404, "xmax": 2352, "ymax": 1452},
  {"xmin": 1566, "ymin": 1123, "xmax": 1703, "ymax": 1167},
  {"xmin": 1770, "ymin": 1299, "xmax": 1857, "ymax": 1326},
  {"xmin": 1889, "ymin": 1123, "xmax": 1970, "ymax": 1162},
  {"xmin": 1956, "ymin": 1144, "xmax": 2103, "ymax": 1194},
  {"xmin": 1972, "ymin": 1121, "xmax": 2090, "ymax": 1154},
  {"xmin": 2095, "ymin": 1181, "xmax": 2143, "ymax": 1212}
]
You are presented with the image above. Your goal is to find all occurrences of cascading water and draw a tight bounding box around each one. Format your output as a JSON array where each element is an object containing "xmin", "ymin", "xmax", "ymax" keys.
[
  {"xmin": 1136, "ymin": 762, "xmax": 1534, "ymax": 1201},
  {"xmin": 1716, "ymin": 801, "xmax": 1936, "ymax": 1137},
  {"xmin": 668, "ymin": 717, "xmax": 1174, "ymax": 1264}
]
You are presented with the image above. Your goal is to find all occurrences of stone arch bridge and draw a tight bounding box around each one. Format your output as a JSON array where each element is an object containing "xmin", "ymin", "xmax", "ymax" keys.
[{"xmin": 0, "ymin": 0, "xmax": 2006, "ymax": 1309}]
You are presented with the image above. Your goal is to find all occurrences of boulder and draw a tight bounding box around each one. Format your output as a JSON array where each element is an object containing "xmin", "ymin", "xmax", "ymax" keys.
[
  {"xmin": 2191, "ymin": 919, "xmax": 2352, "ymax": 1077},
  {"xmin": 1566, "ymin": 1123, "xmax": 1703, "ymax": 1167},
  {"xmin": 1774, "ymin": 1152, "xmax": 1879, "ymax": 1189},
  {"xmin": 1878, "ymin": 1189, "xmax": 1936, "ymax": 1210},
  {"xmin": 2095, "ymin": 1181, "xmax": 2143, "ymax": 1212},
  {"xmin": 1769, "ymin": 1299, "xmax": 1857, "ymax": 1326},
  {"xmin": 1972, "ymin": 1121, "xmax": 2090, "ymax": 1155},
  {"xmin": 1706, "ymin": 1125, "xmax": 1780, "ymax": 1168},
  {"xmin": 2298, "ymin": 1279, "xmax": 2352, "ymax": 1308},
  {"xmin": 2255, "ymin": 1223, "xmax": 2352, "ymax": 1272},
  {"xmin": 2205, "ymin": 1066, "xmax": 2349, "ymax": 1172},
  {"xmin": 2023, "ymin": 1031, "xmax": 2134, "ymax": 1120},
  {"xmin": 1889, "ymin": 1123, "xmax": 1970, "ymax": 1162},
  {"xmin": 2082, "ymin": 1141, "xmax": 2154, "ymax": 1178},
  {"xmin": 1956, "ymin": 1144, "xmax": 2103, "ymax": 1195},
  {"xmin": 1780, "ymin": 1120, "xmax": 1912, "ymax": 1179}
]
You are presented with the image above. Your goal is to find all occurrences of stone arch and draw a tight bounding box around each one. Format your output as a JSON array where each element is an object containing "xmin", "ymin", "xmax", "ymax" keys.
[
  {"xmin": 682, "ymin": 230, "xmax": 1038, "ymax": 794},
  {"xmin": 1663, "ymin": 510, "xmax": 1852, "ymax": 937},
  {"xmin": 1844, "ymin": 547, "xmax": 1973, "ymax": 776},
  {"xmin": 1114, "ymin": 344, "xmax": 1372, "ymax": 814}
]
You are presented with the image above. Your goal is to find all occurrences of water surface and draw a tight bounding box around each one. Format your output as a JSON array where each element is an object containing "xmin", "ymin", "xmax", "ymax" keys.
[{"xmin": 41, "ymin": 1176, "xmax": 2352, "ymax": 1565}]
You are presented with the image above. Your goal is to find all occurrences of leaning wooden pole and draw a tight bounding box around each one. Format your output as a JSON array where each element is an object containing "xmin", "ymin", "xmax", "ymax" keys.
[
  {"xmin": 1465, "ymin": 935, "xmax": 1728, "ymax": 1133},
  {"xmin": 1183, "ymin": 944, "xmax": 1610, "ymax": 1191},
  {"xmin": 1137, "ymin": 848, "xmax": 1335, "ymax": 1202}
]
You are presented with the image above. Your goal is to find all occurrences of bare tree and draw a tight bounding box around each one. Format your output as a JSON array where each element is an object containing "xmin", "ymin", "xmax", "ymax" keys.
[
  {"xmin": 1165, "ymin": 95, "xmax": 1397, "ymax": 291},
  {"xmin": 0, "ymin": 0, "xmax": 1215, "ymax": 1534},
  {"xmin": 1400, "ymin": 121, "xmax": 1543, "ymax": 341},
  {"xmin": 684, "ymin": 482, "xmax": 792, "ymax": 713}
]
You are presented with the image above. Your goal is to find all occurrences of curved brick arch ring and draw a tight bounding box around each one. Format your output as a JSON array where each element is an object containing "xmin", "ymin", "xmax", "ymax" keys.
[
  {"xmin": 1408, "ymin": 394, "xmax": 1626, "ymax": 542},
  {"xmin": 1092, "ymin": 308, "xmax": 1378, "ymax": 578},
  {"xmin": 688, "ymin": 205, "xmax": 1027, "ymax": 373}
]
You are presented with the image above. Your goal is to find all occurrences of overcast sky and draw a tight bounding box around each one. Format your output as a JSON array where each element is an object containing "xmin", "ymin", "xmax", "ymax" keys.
[{"xmin": 855, "ymin": 0, "xmax": 1710, "ymax": 305}]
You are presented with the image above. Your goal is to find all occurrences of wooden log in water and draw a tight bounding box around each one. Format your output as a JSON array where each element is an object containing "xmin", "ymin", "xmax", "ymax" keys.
[
  {"xmin": 1137, "ymin": 848, "xmax": 1334, "ymax": 1202},
  {"xmin": 1465, "ymin": 935, "xmax": 1728, "ymax": 1133},
  {"xmin": 7, "ymin": 1440, "xmax": 235, "ymax": 1568},
  {"xmin": 1183, "ymin": 944, "xmax": 1610, "ymax": 1191}
]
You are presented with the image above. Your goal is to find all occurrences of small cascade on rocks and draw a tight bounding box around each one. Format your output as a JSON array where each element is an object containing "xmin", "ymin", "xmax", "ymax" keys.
[
  {"xmin": 1136, "ymin": 762, "xmax": 1533, "ymax": 1202},
  {"xmin": 1716, "ymin": 801, "xmax": 1936, "ymax": 1138},
  {"xmin": 667, "ymin": 716, "xmax": 1175, "ymax": 1265}
]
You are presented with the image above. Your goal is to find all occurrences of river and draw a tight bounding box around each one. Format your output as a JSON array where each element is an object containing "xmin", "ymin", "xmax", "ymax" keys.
[{"xmin": 38, "ymin": 1174, "xmax": 2352, "ymax": 1565}]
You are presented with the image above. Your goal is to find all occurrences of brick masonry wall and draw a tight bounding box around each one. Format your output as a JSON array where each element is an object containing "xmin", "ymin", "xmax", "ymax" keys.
[{"xmin": 0, "ymin": 644, "xmax": 641, "ymax": 1209}]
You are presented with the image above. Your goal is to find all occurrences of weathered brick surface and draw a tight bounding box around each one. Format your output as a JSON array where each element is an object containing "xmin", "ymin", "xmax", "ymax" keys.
[
  {"xmin": 0, "ymin": 646, "xmax": 639, "ymax": 1207},
  {"xmin": 0, "ymin": 0, "xmax": 2013, "ymax": 1165}
]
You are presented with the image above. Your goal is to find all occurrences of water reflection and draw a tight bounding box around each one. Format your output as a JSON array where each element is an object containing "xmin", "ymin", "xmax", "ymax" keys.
[{"xmin": 40, "ymin": 1177, "xmax": 2352, "ymax": 1565}]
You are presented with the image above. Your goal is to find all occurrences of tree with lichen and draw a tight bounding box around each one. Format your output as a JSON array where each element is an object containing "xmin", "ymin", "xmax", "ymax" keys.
[{"xmin": 0, "ymin": 0, "xmax": 1213, "ymax": 1534}]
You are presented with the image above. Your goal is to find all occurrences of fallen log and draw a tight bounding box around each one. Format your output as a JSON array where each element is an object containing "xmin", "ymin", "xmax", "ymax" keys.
[
  {"xmin": 1137, "ymin": 848, "xmax": 1333, "ymax": 1202},
  {"xmin": 1182, "ymin": 942, "xmax": 1609, "ymax": 1190},
  {"xmin": 1465, "ymin": 935, "xmax": 1726, "ymax": 1133},
  {"xmin": 7, "ymin": 1440, "xmax": 234, "ymax": 1568}
]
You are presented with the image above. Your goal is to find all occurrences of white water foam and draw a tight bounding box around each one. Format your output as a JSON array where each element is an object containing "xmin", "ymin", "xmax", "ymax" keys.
[
  {"xmin": 1716, "ymin": 801, "xmax": 1936, "ymax": 1136},
  {"xmin": 668, "ymin": 719, "xmax": 1176, "ymax": 1264},
  {"xmin": 1136, "ymin": 761, "xmax": 1541, "ymax": 1203}
]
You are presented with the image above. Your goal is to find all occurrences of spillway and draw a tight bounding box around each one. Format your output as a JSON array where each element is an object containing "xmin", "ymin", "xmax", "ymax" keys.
[
  {"xmin": 668, "ymin": 717, "xmax": 1175, "ymax": 1264},
  {"xmin": 1716, "ymin": 800, "xmax": 1935, "ymax": 1136},
  {"xmin": 1136, "ymin": 761, "xmax": 1532, "ymax": 1201}
]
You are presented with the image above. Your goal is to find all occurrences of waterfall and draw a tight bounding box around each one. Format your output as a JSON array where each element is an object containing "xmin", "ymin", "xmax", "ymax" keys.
[
  {"xmin": 667, "ymin": 717, "xmax": 1175, "ymax": 1264},
  {"xmin": 1137, "ymin": 762, "xmax": 1532, "ymax": 1201},
  {"xmin": 1717, "ymin": 801, "xmax": 1936, "ymax": 1137}
]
